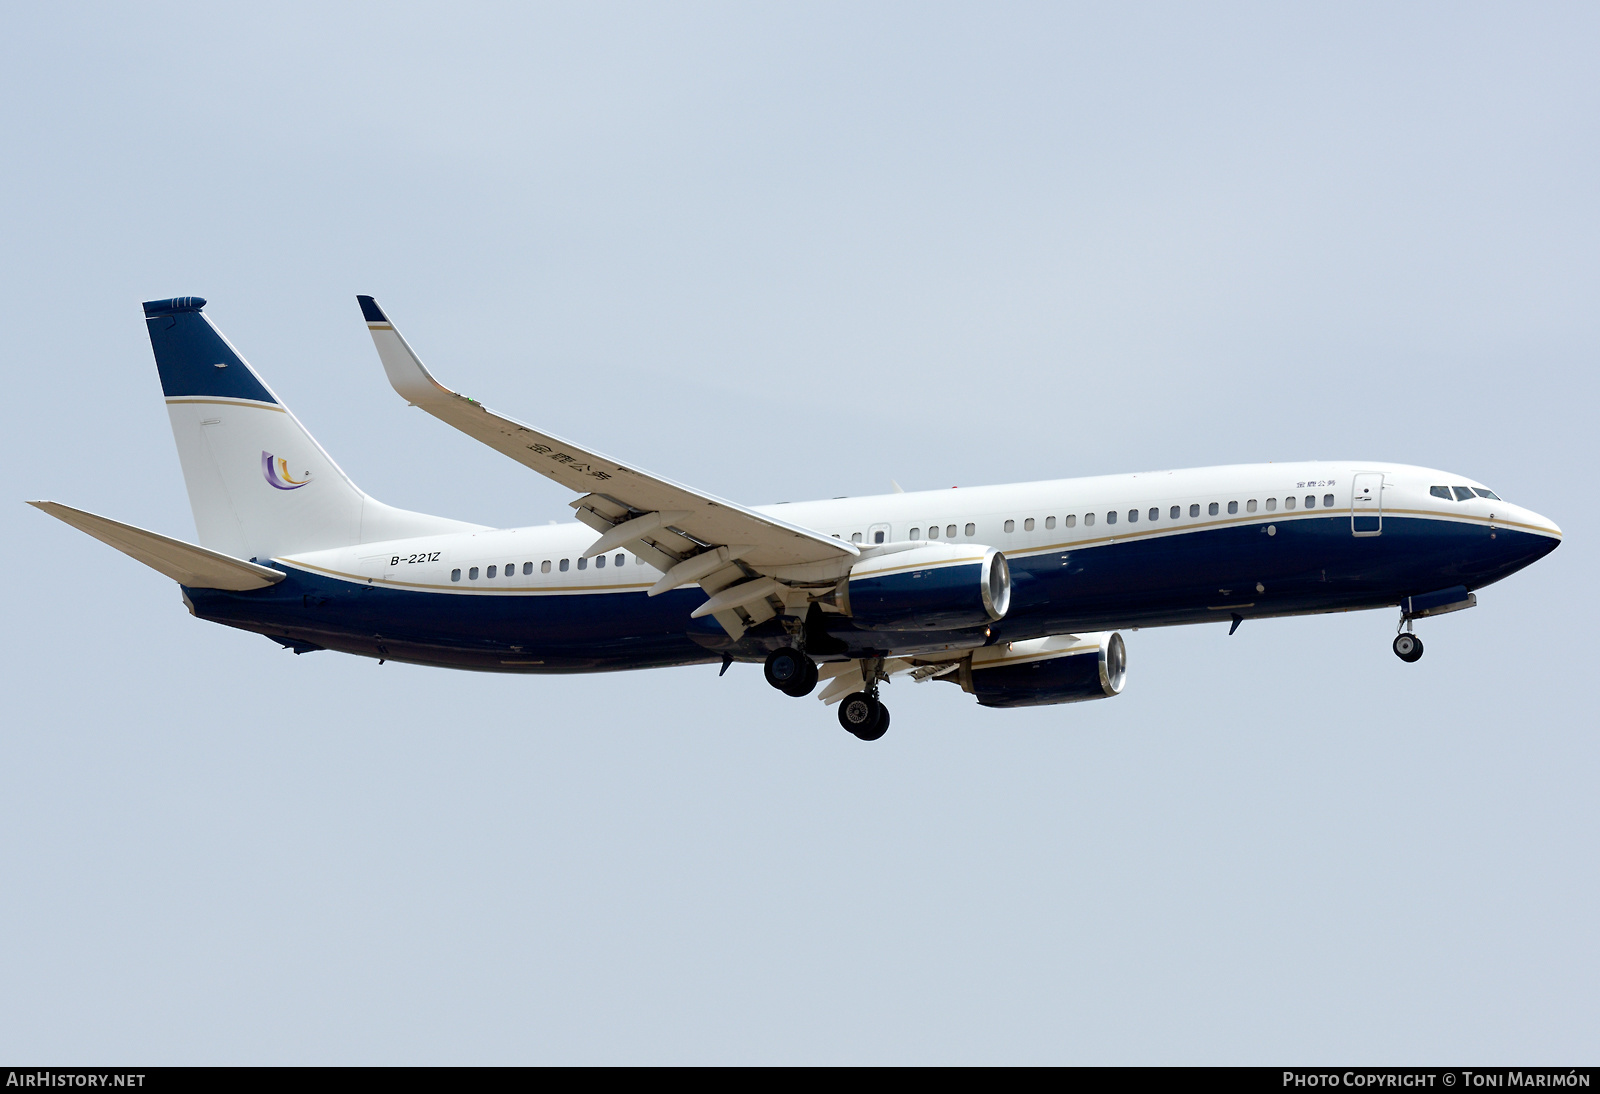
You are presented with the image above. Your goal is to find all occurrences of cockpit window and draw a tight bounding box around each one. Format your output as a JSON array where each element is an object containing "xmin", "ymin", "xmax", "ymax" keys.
[
  {"xmin": 1452, "ymin": 486, "xmax": 1476, "ymax": 502},
  {"xmin": 1473, "ymin": 488, "xmax": 1501, "ymax": 500},
  {"xmin": 1430, "ymin": 486, "xmax": 1451, "ymax": 500}
]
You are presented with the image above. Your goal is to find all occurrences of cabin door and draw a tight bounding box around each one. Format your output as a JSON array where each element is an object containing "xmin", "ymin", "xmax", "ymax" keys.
[
  {"xmin": 867, "ymin": 522, "xmax": 892, "ymax": 546},
  {"xmin": 1351, "ymin": 473, "xmax": 1384, "ymax": 537}
]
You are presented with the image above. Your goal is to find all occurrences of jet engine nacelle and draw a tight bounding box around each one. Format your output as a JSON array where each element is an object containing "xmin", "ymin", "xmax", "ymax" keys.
[
  {"xmin": 954, "ymin": 631, "xmax": 1126, "ymax": 707},
  {"xmin": 840, "ymin": 543, "xmax": 1010, "ymax": 631}
]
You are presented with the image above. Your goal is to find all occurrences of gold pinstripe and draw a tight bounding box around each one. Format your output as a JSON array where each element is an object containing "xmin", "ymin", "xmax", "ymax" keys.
[
  {"xmin": 1385, "ymin": 506, "xmax": 1558, "ymax": 534},
  {"xmin": 998, "ymin": 506, "xmax": 1559, "ymax": 562},
  {"xmin": 280, "ymin": 507, "xmax": 1556, "ymax": 595},
  {"xmin": 165, "ymin": 396, "xmax": 286, "ymax": 413},
  {"xmin": 280, "ymin": 558, "xmax": 655, "ymax": 594},
  {"xmin": 974, "ymin": 643, "xmax": 1098, "ymax": 667},
  {"xmin": 852, "ymin": 554, "xmax": 988, "ymax": 579}
]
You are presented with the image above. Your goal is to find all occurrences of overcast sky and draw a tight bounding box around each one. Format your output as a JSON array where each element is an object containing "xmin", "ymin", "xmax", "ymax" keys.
[{"xmin": 2, "ymin": 2, "xmax": 1595, "ymax": 1063}]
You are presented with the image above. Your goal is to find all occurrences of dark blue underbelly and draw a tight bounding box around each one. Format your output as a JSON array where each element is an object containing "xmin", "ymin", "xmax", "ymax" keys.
[{"xmin": 997, "ymin": 514, "xmax": 1553, "ymax": 635}]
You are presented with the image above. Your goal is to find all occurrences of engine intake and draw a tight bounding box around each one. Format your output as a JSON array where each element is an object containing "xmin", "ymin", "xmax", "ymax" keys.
[
  {"xmin": 956, "ymin": 631, "xmax": 1126, "ymax": 707},
  {"xmin": 841, "ymin": 543, "xmax": 1010, "ymax": 631}
]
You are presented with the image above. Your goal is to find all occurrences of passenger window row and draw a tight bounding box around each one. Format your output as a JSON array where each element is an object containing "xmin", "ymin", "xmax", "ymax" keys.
[
  {"xmin": 837, "ymin": 490, "xmax": 1351, "ymax": 548},
  {"xmin": 1431, "ymin": 485, "xmax": 1501, "ymax": 501},
  {"xmin": 451, "ymin": 553, "xmax": 631, "ymax": 582},
  {"xmin": 905, "ymin": 524, "xmax": 977, "ymax": 540},
  {"xmin": 996, "ymin": 494, "xmax": 1338, "ymax": 532},
  {"xmin": 423, "ymin": 475, "xmax": 1494, "ymax": 586},
  {"xmin": 818, "ymin": 487, "xmax": 1359, "ymax": 553}
]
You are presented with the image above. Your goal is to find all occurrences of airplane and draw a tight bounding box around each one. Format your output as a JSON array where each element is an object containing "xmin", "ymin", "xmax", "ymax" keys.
[{"xmin": 30, "ymin": 295, "xmax": 1562, "ymax": 741}]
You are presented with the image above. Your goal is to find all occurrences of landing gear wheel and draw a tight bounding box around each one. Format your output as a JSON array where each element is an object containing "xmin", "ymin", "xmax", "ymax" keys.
[
  {"xmin": 838, "ymin": 692, "xmax": 889, "ymax": 740},
  {"xmin": 857, "ymin": 706, "xmax": 889, "ymax": 742},
  {"xmin": 782, "ymin": 655, "xmax": 819, "ymax": 697},
  {"xmin": 1393, "ymin": 633, "xmax": 1424, "ymax": 662},
  {"xmin": 764, "ymin": 648, "xmax": 814, "ymax": 694}
]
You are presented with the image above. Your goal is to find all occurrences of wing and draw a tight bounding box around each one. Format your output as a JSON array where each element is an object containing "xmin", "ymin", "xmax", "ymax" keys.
[{"xmin": 358, "ymin": 296, "xmax": 857, "ymax": 635}]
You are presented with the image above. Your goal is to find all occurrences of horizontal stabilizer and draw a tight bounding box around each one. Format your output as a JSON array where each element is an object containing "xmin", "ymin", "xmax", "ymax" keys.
[{"xmin": 28, "ymin": 501, "xmax": 285, "ymax": 591}]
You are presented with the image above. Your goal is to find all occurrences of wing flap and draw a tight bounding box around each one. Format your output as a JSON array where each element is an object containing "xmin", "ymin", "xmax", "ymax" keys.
[{"xmin": 29, "ymin": 501, "xmax": 285, "ymax": 590}]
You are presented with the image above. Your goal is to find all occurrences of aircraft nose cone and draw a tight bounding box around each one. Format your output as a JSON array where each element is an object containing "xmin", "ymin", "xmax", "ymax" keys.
[
  {"xmin": 1514, "ymin": 508, "xmax": 1562, "ymax": 542},
  {"xmin": 1477, "ymin": 505, "xmax": 1561, "ymax": 582},
  {"xmin": 1509, "ymin": 511, "xmax": 1562, "ymax": 567}
]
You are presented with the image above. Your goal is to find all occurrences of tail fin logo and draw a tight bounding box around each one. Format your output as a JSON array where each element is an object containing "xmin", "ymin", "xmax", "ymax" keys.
[{"xmin": 261, "ymin": 451, "xmax": 312, "ymax": 490}]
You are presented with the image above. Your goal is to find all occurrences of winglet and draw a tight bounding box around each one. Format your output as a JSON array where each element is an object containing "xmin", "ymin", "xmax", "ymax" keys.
[{"xmin": 358, "ymin": 295, "xmax": 453, "ymax": 407}]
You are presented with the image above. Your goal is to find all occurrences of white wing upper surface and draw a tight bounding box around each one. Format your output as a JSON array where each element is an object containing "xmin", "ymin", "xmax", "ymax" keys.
[{"xmin": 359, "ymin": 297, "xmax": 856, "ymax": 574}]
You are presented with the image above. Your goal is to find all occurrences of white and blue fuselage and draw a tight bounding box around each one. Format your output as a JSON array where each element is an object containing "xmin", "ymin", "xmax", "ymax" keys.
[
  {"xmin": 190, "ymin": 461, "xmax": 1558, "ymax": 672},
  {"xmin": 31, "ymin": 295, "xmax": 1562, "ymax": 733}
]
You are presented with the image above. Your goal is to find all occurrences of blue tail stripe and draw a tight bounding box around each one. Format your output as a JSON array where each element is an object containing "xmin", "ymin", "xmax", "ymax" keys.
[
  {"xmin": 356, "ymin": 295, "xmax": 388, "ymax": 323},
  {"xmin": 143, "ymin": 300, "xmax": 278, "ymax": 404}
]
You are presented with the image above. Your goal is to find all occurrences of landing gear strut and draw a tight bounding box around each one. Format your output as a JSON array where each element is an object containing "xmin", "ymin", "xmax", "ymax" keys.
[
  {"xmin": 1392, "ymin": 633, "xmax": 1424, "ymax": 662},
  {"xmin": 764, "ymin": 647, "xmax": 818, "ymax": 697},
  {"xmin": 768, "ymin": 647, "xmax": 891, "ymax": 740},
  {"xmin": 1393, "ymin": 613, "xmax": 1425, "ymax": 663},
  {"xmin": 837, "ymin": 656, "xmax": 890, "ymax": 740}
]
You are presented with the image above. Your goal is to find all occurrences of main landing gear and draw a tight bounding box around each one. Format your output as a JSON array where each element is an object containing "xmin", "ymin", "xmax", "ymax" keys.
[
  {"xmin": 1392, "ymin": 632, "xmax": 1424, "ymax": 663},
  {"xmin": 763, "ymin": 646, "xmax": 819, "ymax": 697},
  {"xmin": 837, "ymin": 691, "xmax": 890, "ymax": 741},
  {"xmin": 763, "ymin": 647, "xmax": 891, "ymax": 741},
  {"xmin": 836, "ymin": 655, "xmax": 890, "ymax": 741}
]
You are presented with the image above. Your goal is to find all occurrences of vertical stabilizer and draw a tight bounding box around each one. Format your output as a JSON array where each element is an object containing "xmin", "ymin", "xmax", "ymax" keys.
[{"xmin": 143, "ymin": 297, "xmax": 477, "ymax": 559}]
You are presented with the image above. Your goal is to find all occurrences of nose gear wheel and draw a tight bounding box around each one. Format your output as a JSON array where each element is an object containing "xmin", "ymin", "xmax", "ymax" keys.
[{"xmin": 1392, "ymin": 633, "xmax": 1424, "ymax": 662}]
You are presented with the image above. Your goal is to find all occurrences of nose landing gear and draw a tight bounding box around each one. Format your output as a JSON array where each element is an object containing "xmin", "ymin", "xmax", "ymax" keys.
[
  {"xmin": 1393, "ymin": 609, "xmax": 1426, "ymax": 663},
  {"xmin": 1393, "ymin": 632, "xmax": 1424, "ymax": 662}
]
